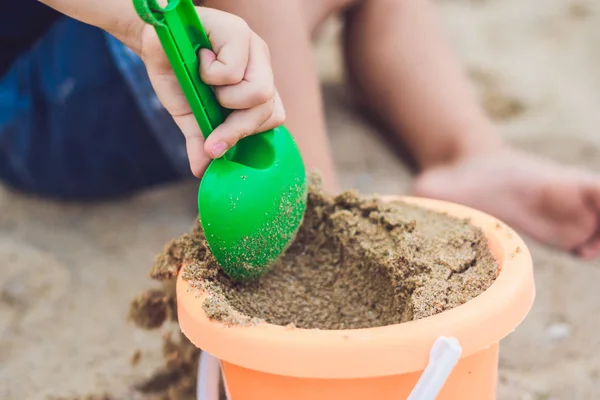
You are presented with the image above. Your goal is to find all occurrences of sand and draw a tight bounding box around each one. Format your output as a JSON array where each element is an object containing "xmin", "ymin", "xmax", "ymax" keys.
[
  {"xmin": 171, "ymin": 178, "xmax": 497, "ymax": 329},
  {"xmin": 2, "ymin": 0, "xmax": 600, "ymax": 398}
]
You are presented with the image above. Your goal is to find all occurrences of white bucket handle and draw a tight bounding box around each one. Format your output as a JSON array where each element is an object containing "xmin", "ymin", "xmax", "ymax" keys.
[
  {"xmin": 196, "ymin": 336, "xmax": 462, "ymax": 400},
  {"xmin": 407, "ymin": 336, "xmax": 462, "ymax": 400},
  {"xmin": 197, "ymin": 351, "xmax": 230, "ymax": 400}
]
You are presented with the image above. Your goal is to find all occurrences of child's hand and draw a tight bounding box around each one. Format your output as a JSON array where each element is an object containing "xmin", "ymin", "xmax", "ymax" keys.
[
  {"xmin": 38, "ymin": 0, "xmax": 283, "ymax": 177},
  {"xmin": 140, "ymin": 7, "xmax": 285, "ymax": 177}
]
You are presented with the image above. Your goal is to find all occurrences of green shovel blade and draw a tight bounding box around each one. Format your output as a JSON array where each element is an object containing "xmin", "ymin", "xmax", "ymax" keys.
[
  {"xmin": 134, "ymin": 0, "xmax": 307, "ymax": 281},
  {"xmin": 199, "ymin": 127, "xmax": 306, "ymax": 280}
]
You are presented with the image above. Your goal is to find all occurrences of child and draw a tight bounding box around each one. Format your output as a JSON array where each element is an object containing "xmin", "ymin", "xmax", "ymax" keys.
[
  {"xmin": 2, "ymin": 0, "xmax": 600, "ymax": 259},
  {"xmin": 202, "ymin": 0, "xmax": 600, "ymax": 260},
  {"xmin": 1, "ymin": 0, "xmax": 283, "ymax": 197}
]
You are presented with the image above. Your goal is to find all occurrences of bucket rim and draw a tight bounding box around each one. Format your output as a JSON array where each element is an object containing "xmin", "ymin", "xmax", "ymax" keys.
[{"xmin": 177, "ymin": 196, "xmax": 535, "ymax": 378}]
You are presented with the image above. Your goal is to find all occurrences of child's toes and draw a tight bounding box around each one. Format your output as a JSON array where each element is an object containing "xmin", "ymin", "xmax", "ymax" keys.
[{"xmin": 575, "ymin": 235, "xmax": 600, "ymax": 260}]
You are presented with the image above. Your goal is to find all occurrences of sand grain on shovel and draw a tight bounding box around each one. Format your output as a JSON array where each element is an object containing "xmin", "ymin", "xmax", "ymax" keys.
[{"xmin": 216, "ymin": 175, "xmax": 308, "ymax": 278}]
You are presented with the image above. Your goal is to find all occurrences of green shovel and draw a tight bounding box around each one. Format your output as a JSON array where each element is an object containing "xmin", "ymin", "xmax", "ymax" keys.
[{"xmin": 133, "ymin": 0, "xmax": 307, "ymax": 281}]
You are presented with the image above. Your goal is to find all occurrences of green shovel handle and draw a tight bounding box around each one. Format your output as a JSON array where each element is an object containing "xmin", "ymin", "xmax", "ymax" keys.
[{"xmin": 132, "ymin": 0, "xmax": 229, "ymax": 139}]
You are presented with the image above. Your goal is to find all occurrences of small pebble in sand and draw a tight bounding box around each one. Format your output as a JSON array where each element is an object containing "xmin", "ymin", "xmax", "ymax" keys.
[
  {"xmin": 546, "ymin": 322, "xmax": 572, "ymax": 341},
  {"xmin": 130, "ymin": 350, "xmax": 142, "ymax": 367}
]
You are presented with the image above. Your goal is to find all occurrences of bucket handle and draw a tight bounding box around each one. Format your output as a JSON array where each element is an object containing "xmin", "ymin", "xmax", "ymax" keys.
[
  {"xmin": 197, "ymin": 351, "xmax": 230, "ymax": 400},
  {"xmin": 196, "ymin": 336, "xmax": 462, "ymax": 400},
  {"xmin": 407, "ymin": 336, "xmax": 462, "ymax": 400}
]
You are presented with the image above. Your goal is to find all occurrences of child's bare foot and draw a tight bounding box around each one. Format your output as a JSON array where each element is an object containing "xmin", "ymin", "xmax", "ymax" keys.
[{"xmin": 413, "ymin": 147, "xmax": 600, "ymax": 260}]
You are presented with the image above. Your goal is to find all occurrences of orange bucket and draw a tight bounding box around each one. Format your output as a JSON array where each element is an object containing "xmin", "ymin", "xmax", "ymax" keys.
[{"xmin": 177, "ymin": 197, "xmax": 535, "ymax": 400}]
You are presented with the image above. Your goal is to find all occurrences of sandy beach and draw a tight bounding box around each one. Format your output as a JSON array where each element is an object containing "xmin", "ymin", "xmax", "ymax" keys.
[{"xmin": 1, "ymin": 0, "xmax": 600, "ymax": 398}]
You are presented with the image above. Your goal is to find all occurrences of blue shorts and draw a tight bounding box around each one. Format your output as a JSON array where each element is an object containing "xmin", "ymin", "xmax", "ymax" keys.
[{"xmin": 0, "ymin": 17, "xmax": 193, "ymax": 200}]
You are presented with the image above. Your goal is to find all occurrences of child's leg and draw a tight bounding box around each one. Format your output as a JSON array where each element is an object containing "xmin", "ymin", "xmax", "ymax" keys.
[
  {"xmin": 0, "ymin": 17, "xmax": 186, "ymax": 200},
  {"xmin": 343, "ymin": 0, "xmax": 499, "ymax": 170},
  {"xmin": 203, "ymin": 0, "xmax": 348, "ymax": 191},
  {"xmin": 343, "ymin": 0, "xmax": 600, "ymax": 258}
]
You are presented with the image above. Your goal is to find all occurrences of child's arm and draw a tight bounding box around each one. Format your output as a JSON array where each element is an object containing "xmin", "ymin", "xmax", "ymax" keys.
[
  {"xmin": 38, "ymin": 0, "xmax": 142, "ymax": 49},
  {"xmin": 39, "ymin": 1, "xmax": 284, "ymax": 177}
]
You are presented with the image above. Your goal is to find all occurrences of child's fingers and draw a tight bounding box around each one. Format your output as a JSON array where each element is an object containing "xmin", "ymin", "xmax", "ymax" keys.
[
  {"xmin": 167, "ymin": 111, "xmax": 212, "ymax": 178},
  {"xmin": 197, "ymin": 8, "xmax": 251, "ymax": 86},
  {"xmin": 142, "ymin": 8, "xmax": 284, "ymax": 177},
  {"xmin": 213, "ymin": 34, "xmax": 274, "ymax": 110},
  {"xmin": 172, "ymin": 114, "xmax": 211, "ymax": 178},
  {"xmin": 203, "ymin": 99, "xmax": 277, "ymax": 159},
  {"xmin": 255, "ymin": 90, "xmax": 286, "ymax": 133},
  {"xmin": 146, "ymin": 58, "xmax": 211, "ymax": 178},
  {"xmin": 146, "ymin": 61, "xmax": 193, "ymax": 117}
]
